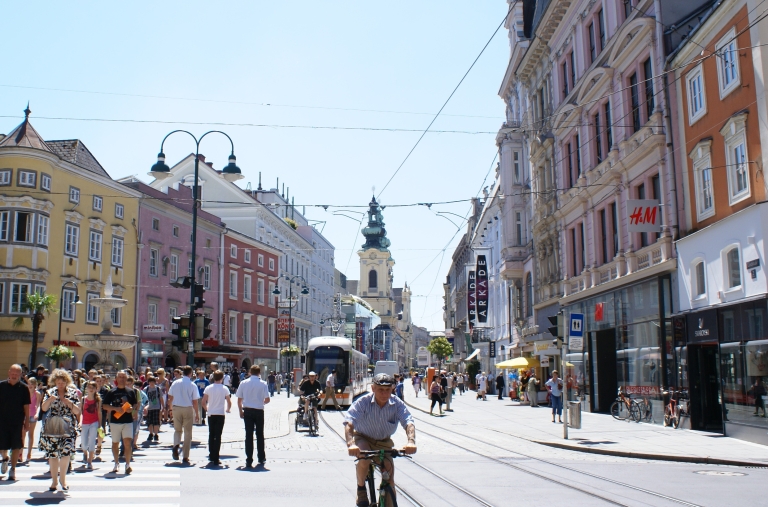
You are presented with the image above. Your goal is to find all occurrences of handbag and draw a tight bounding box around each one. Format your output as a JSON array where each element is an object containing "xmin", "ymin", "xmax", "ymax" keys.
[{"xmin": 42, "ymin": 414, "xmax": 72, "ymax": 438}]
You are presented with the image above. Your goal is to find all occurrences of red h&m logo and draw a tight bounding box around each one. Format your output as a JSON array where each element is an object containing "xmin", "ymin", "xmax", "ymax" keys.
[{"xmin": 626, "ymin": 199, "xmax": 662, "ymax": 233}]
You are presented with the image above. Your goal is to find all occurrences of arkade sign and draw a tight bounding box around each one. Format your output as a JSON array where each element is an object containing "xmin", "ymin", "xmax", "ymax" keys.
[
  {"xmin": 627, "ymin": 199, "xmax": 661, "ymax": 233},
  {"xmin": 467, "ymin": 270, "xmax": 476, "ymax": 326},
  {"xmin": 475, "ymin": 254, "xmax": 489, "ymax": 326}
]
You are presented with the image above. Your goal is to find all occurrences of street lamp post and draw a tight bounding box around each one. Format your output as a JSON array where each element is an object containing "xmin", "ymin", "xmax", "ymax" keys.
[
  {"xmin": 56, "ymin": 281, "xmax": 83, "ymax": 368},
  {"xmin": 150, "ymin": 130, "xmax": 243, "ymax": 366},
  {"xmin": 273, "ymin": 274, "xmax": 308, "ymax": 397}
]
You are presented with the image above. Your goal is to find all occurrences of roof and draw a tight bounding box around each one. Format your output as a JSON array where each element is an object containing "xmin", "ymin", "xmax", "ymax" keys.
[
  {"xmin": 0, "ymin": 105, "xmax": 51, "ymax": 151},
  {"xmin": 46, "ymin": 139, "xmax": 110, "ymax": 177}
]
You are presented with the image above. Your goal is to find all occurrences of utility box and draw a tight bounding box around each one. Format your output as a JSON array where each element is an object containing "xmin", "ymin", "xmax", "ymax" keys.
[{"xmin": 568, "ymin": 401, "xmax": 581, "ymax": 429}]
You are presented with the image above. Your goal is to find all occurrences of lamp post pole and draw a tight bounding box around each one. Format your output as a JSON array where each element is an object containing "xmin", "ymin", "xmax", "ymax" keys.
[
  {"xmin": 56, "ymin": 282, "xmax": 81, "ymax": 368},
  {"xmin": 274, "ymin": 274, "xmax": 308, "ymax": 398},
  {"xmin": 149, "ymin": 130, "xmax": 243, "ymax": 367}
]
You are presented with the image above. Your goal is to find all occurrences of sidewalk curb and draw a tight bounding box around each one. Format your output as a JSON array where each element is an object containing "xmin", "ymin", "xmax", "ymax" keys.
[
  {"xmin": 403, "ymin": 395, "xmax": 768, "ymax": 468},
  {"xmin": 532, "ymin": 440, "xmax": 768, "ymax": 468}
]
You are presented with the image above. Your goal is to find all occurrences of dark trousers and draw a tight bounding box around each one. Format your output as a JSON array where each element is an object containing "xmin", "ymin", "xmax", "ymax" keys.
[
  {"xmin": 243, "ymin": 408, "xmax": 265, "ymax": 463},
  {"xmin": 208, "ymin": 415, "xmax": 225, "ymax": 461}
]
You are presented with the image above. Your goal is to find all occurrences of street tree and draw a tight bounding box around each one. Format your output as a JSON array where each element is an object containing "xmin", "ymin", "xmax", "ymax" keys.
[
  {"xmin": 427, "ymin": 336, "xmax": 453, "ymax": 370},
  {"xmin": 13, "ymin": 293, "xmax": 58, "ymax": 369}
]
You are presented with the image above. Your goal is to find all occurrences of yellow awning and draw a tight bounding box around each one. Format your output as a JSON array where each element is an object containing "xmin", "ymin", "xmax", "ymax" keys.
[{"xmin": 495, "ymin": 357, "xmax": 540, "ymax": 369}]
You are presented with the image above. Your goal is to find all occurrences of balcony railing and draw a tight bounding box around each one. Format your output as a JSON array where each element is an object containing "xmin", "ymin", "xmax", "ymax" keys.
[{"xmin": 563, "ymin": 235, "xmax": 673, "ymax": 298}]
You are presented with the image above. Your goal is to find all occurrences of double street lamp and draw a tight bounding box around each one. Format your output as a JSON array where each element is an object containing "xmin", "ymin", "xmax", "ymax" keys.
[
  {"xmin": 56, "ymin": 281, "xmax": 83, "ymax": 368},
  {"xmin": 272, "ymin": 274, "xmax": 309, "ymax": 397},
  {"xmin": 150, "ymin": 130, "xmax": 243, "ymax": 366}
]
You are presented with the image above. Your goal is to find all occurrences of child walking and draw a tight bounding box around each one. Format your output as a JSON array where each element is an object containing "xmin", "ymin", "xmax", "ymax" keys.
[{"xmin": 79, "ymin": 381, "xmax": 102, "ymax": 469}]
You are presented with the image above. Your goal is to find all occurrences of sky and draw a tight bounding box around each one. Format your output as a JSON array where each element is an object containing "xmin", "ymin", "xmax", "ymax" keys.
[{"xmin": 0, "ymin": 1, "xmax": 510, "ymax": 331}]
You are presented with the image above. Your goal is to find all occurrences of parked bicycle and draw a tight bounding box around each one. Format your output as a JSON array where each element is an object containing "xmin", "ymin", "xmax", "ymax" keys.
[
  {"xmin": 663, "ymin": 389, "xmax": 688, "ymax": 428},
  {"xmin": 357, "ymin": 449, "xmax": 410, "ymax": 507},
  {"xmin": 633, "ymin": 396, "xmax": 654, "ymax": 423},
  {"xmin": 610, "ymin": 387, "xmax": 640, "ymax": 422}
]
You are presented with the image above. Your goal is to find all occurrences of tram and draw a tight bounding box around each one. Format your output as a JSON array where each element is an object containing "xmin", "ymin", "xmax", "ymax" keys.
[{"xmin": 305, "ymin": 336, "xmax": 371, "ymax": 408}]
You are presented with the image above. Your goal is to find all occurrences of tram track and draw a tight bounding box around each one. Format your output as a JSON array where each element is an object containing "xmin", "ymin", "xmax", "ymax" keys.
[
  {"xmin": 318, "ymin": 411, "xmax": 496, "ymax": 506},
  {"xmin": 411, "ymin": 410, "xmax": 704, "ymax": 507}
]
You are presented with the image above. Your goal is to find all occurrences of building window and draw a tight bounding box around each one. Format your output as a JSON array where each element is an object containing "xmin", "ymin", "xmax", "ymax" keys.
[
  {"xmin": 149, "ymin": 248, "xmax": 158, "ymax": 276},
  {"xmin": 611, "ymin": 202, "xmax": 619, "ymax": 256},
  {"xmin": 40, "ymin": 173, "xmax": 51, "ymax": 192},
  {"xmin": 694, "ymin": 261, "xmax": 706, "ymax": 298},
  {"xmin": 37, "ymin": 215, "xmax": 49, "ymax": 246},
  {"xmin": 10, "ymin": 283, "xmax": 30, "ymax": 314},
  {"xmin": 258, "ymin": 254, "xmax": 264, "ymax": 267},
  {"xmin": 111, "ymin": 307, "xmax": 121, "ymax": 327},
  {"xmin": 594, "ymin": 111, "xmax": 603, "ymax": 163},
  {"xmin": 65, "ymin": 224, "xmax": 79, "ymax": 256},
  {"xmin": 588, "ymin": 22, "xmax": 596, "ymax": 62},
  {"xmin": 18, "ymin": 170, "xmax": 36, "ymax": 188},
  {"xmin": 258, "ymin": 279, "xmax": 265, "ymax": 305},
  {"xmin": 575, "ymin": 134, "xmax": 582, "ymax": 176},
  {"xmin": 204, "ymin": 264, "xmax": 211, "ymax": 289},
  {"xmin": 598, "ymin": 9, "xmax": 606, "ymax": 50},
  {"xmin": 721, "ymin": 114, "xmax": 750, "ymax": 204},
  {"xmin": 599, "ymin": 208, "xmax": 608, "ymax": 264},
  {"xmin": 727, "ymin": 248, "xmax": 741, "ymax": 289},
  {"xmin": 268, "ymin": 282, "xmax": 275, "ymax": 307},
  {"xmin": 243, "ymin": 316, "xmax": 251, "ymax": 343},
  {"xmin": 0, "ymin": 169, "xmax": 10, "ymax": 186},
  {"xmin": 368, "ymin": 269, "xmax": 378, "ymax": 289},
  {"xmin": 643, "ymin": 58, "xmax": 654, "ymax": 121},
  {"xmin": 525, "ymin": 273, "xmax": 533, "ymax": 317},
  {"xmin": 569, "ymin": 51, "xmax": 576, "ymax": 89},
  {"xmin": 687, "ymin": 65, "xmax": 706, "ymax": 124},
  {"xmin": 268, "ymin": 321, "xmax": 275, "ymax": 345},
  {"xmin": 115, "ymin": 203, "xmax": 124, "ymax": 219},
  {"xmin": 229, "ymin": 271, "xmax": 237, "ymax": 298},
  {"xmin": 629, "ymin": 73, "xmax": 640, "ymax": 132},
  {"xmin": 605, "ymin": 101, "xmax": 613, "ymax": 149},
  {"xmin": 269, "ymin": 258, "xmax": 275, "ymax": 271},
  {"xmin": 0, "ymin": 211, "xmax": 8, "ymax": 241},
  {"xmin": 561, "ymin": 60, "xmax": 569, "ymax": 98},
  {"xmin": 243, "ymin": 274, "xmax": 252, "ymax": 301},
  {"xmin": 513, "ymin": 151, "xmax": 521, "ymax": 183},
  {"xmin": 152, "ymin": 218, "xmax": 159, "ymax": 231},
  {"xmin": 86, "ymin": 293, "xmax": 100, "ymax": 324},
  {"xmin": 69, "ymin": 186, "xmax": 80, "ymax": 204},
  {"xmin": 515, "ymin": 212, "xmax": 523, "ymax": 246},
  {"xmin": 14, "ymin": 211, "xmax": 34, "ymax": 243},
  {"xmin": 169, "ymin": 306, "xmax": 177, "ymax": 326},
  {"xmin": 716, "ymin": 29, "xmax": 740, "ymax": 97},
  {"xmin": 148, "ymin": 303, "xmax": 157, "ymax": 325},
  {"xmin": 172, "ymin": 225, "xmax": 179, "ymax": 237},
  {"xmin": 60, "ymin": 289, "xmax": 76, "ymax": 321},
  {"xmin": 257, "ymin": 320, "xmax": 264, "ymax": 345},
  {"xmin": 624, "ymin": 0, "xmax": 635, "ymax": 20},
  {"xmin": 89, "ymin": 231, "xmax": 102, "ymax": 262},
  {"xmin": 169, "ymin": 254, "xmax": 178, "ymax": 281},
  {"xmin": 187, "ymin": 258, "xmax": 192, "ymax": 275},
  {"xmin": 93, "ymin": 196, "xmax": 103, "ymax": 212},
  {"xmin": 230, "ymin": 244, "xmax": 237, "ymax": 258},
  {"xmin": 229, "ymin": 316, "xmax": 237, "ymax": 343},
  {"xmin": 111, "ymin": 237, "xmax": 124, "ymax": 266}
]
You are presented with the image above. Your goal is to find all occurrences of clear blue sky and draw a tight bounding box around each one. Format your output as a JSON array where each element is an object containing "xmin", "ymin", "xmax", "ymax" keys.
[{"xmin": 1, "ymin": 1, "xmax": 509, "ymax": 330}]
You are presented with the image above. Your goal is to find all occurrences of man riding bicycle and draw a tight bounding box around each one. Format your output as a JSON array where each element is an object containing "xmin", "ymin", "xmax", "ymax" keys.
[
  {"xmin": 298, "ymin": 372, "xmax": 322, "ymax": 422},
  {"xmin": 344, "ymin": 373, "xmax": 416, "ymax": 507}
]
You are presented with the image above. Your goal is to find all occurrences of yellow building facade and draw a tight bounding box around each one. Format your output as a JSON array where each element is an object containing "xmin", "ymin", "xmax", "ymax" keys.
[{"xmin": 0, "ymin": 112, "xmax": 140, "ymax": 373}]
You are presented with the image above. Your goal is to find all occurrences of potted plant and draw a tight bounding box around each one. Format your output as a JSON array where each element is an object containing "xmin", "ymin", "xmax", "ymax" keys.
[
  {"xmin": 280, "ymin": 345, "xmax": 300, "ymax": 357},
  {"xmin": 46, "ymin": 345, "xmax": 74, "ymax": 363}
]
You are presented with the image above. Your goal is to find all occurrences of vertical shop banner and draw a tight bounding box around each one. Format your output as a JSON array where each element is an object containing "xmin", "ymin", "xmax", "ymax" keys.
[
  {"xmin": 594, "ymin": 302, "xmax": 604, "ymax": 322},
  {"xmin": 467, "ymin": 268, "xmax": 476, "ymax": 328},
  {"xmin": 475, "ymin": 249, "xmax": 490, "ymax": 327}
]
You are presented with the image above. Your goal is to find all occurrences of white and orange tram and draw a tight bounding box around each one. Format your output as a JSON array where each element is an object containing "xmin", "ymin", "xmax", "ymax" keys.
[{"xmin": 305, "ymin": 336, "xmax": 371, "ymax": 408}]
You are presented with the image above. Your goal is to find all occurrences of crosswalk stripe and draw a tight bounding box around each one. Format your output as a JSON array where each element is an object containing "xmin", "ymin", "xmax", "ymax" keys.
[
  {"xmin": 0, "ymin": 490, "xmax": 180, "ymax": 498},
  {"xmin": 1, "ymin": 480, "xmax": 181, "ymax": 487}
]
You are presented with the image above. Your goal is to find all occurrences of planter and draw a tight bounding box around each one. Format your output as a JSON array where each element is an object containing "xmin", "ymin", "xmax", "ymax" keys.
[
  {"xmin": 46, "ymin": 345, "xmax": 74, "ymax": 363},
  {"xmin": 280, "ymin": 345, "xmax": 300, "ymax": 357}
]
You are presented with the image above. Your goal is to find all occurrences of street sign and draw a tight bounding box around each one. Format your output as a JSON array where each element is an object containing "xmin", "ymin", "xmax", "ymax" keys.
[
  {"xmin": 278, "ymin": 330, "xmax": 290, "ymax": 342},
  {"xmin": 277, "ymin": 315, "xmax": 294, "ymax": 331},
  {"xmin": 417, "ymin": 348, "xmax": 430, "ymax": 366},
  {"xmin": 569, "ymin": 313, "xmax": 584, "ymax": 351}
]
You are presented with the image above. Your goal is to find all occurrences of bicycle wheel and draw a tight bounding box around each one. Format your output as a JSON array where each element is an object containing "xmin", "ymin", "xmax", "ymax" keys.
[
  {"xmin": 663, "ymin": 405, "xmax": 672, "ymax": 427},
  {"xmin": 367, "ymin": 467, "xmax": 377, "ymax": 507},
  {"xmin": 610, "ymin": 401, "xmax": 623, "ymax": 420},
  {"xmin": 380, "ymin": 484, "xmax": 398, "ymax": 507},
  {"xmin": 294, "ymin": 414, "xmax": 299, "ymax": 432},
  {"xmin": 673, "ymin": 406, "xmax": 681, "ymax": 429},
  {"xmin": 629, "ymin": 402, "xmax": 641, "ymax": 422}
]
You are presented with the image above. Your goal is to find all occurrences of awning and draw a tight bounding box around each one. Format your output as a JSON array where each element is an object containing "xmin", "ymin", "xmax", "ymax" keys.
[
  {"xmin": 465, "ymin": 349, "xmax": 480, "ymax": 361},
  {"xmin": 495, "ymin": 357, "xmax": 540, "ymax": 369}
]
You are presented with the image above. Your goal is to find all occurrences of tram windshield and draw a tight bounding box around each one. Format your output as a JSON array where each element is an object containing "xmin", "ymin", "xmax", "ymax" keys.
[{"xmin": 311, "ymin": 346, "xmax": 348, "ymax": 386}]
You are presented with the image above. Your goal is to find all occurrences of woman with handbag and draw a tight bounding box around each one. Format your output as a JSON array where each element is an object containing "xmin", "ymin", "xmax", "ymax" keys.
[{"xmin": 39, "ymin": 369, "xmax": 80, "ymax": 491}]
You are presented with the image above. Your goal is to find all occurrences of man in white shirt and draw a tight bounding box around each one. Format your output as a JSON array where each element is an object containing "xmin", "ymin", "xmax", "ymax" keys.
[
  {"xmin": 236, "ymin": 365, "xmax": 270, "ymax": 467},
  {"xmin": 167, "ymin": 365, "xmax": 200, "ymax": 463},
  {"xmin": 202, "ymin": 370, "xmax": 232, "ymax": 465},
  {"xmin": 321, "ymin": 369, "xmax": 341, "ymax": 410}
]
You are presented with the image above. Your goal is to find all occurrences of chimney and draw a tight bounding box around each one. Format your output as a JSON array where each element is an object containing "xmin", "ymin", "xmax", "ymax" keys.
[{"xmin": 197, "ymin": 154, "xmax": 206, "ymax": 163}]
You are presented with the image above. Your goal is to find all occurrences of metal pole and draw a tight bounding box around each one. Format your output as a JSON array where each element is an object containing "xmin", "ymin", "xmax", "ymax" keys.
[
  {"xmin": 56, "ymin": 284, "xmax": 65, "ymax": 368},
  {"xmin": 562, "ymin": 342, "xmax": 568, "ymax": 439},
  {"xmin": 187, "ymin": 151, "xmax": 200, "ymax": 368},
  {"xmin": 287, "ymin": 280, "xmax": 292, "ymax": 398}
]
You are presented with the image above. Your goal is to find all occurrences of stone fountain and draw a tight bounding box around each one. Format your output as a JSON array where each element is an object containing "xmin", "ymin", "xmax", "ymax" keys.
[{"xmin": 75, "ymin": 276, "xmax": 138, "ymax": 372}]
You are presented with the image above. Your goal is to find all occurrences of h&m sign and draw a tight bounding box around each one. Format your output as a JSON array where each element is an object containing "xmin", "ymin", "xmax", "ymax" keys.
[{"xmin": 627, "ymin": 199, "xmax": 662, "ymax": 233}]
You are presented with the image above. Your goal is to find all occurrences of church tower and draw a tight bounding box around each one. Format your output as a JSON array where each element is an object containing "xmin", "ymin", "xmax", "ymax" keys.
[{"xmin": 358, "ymin": 196, "xmax": 395, "ymax": 317}]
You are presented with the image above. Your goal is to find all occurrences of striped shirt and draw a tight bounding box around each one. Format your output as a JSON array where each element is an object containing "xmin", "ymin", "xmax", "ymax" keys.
[{"xmin": 344, "ymin": 392, "xmax": 414, "ymax": 441}]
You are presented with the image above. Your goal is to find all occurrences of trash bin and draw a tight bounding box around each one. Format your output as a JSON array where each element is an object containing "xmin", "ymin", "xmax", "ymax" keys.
[{"xmin": 568, "ymin": 401, "xmax": 581, "ymax": 429}]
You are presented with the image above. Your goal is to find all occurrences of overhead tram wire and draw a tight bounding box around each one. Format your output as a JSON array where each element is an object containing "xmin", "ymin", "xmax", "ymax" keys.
[{"xmin": 375, "ymin": 3, "xmax": 515, "ymax": 200}]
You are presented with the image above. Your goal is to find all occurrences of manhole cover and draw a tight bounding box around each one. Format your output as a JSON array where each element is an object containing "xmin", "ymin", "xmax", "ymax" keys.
[{"xmin": 694, "ymin": 470, "xmax": 747, "ymax": 476}]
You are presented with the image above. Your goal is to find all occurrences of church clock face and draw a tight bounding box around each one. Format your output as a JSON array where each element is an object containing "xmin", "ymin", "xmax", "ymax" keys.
[{"xmin": 369, "ymin": 252, "xmax": 376, "ymax": 260}]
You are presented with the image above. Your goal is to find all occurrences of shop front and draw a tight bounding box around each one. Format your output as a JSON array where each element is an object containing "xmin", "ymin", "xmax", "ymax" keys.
[
  {"xmin": 562, "ymin": 276, "xmax": 672, "ymax": 421},
  {"xmin": 672, "ymin": 298, "xmax": 768, "ymax": 444}
]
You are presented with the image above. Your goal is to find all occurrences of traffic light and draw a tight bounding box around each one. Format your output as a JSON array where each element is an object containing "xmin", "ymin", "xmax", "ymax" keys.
[
  {"xmin": 171, "ymin": 315, "xmax": 191, "ymax": 340},
  {"xmin": 547, "ymin": 312, "xmax": 564, "ymax": 341},
  {"xmin": 194, "ymin": 283, "xmax": 205, "ymax": 309},
  {"xmin": 195, "ymin": 314, "xmax": 213, "ymax": 340}
]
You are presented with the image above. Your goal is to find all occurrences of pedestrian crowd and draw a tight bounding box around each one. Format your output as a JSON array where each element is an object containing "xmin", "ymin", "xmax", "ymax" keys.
[{"xmin": 0, "ymin": 361, "xmax": 277, "ymax": 490}]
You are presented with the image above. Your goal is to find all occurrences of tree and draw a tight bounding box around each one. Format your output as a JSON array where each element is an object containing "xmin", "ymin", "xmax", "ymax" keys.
[
  {"xmin": 426, "ymin": 336, "xmax": 453, "ymax": 370},
  {"xmin": 13, "ymin": 293, "xmax": 58, "ymax": 370}
]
